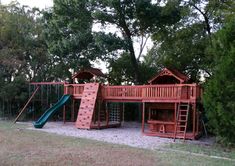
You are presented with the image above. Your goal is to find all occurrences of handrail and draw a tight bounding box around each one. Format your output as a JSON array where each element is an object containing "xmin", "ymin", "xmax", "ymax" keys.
[
  {"xmin": 64, "ymin": 83, "xmax": 201, "ymax": 101},
  {"xmin": 102, "ymin": 84, "xmax": 200, "ymax": 100},
  {"xmin": 64, "ymin": 84, "xmax": 85, "ymax": 96}
]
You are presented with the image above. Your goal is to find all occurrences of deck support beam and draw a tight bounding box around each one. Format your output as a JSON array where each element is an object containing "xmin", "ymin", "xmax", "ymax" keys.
[
  {"xmin": 142, "ymin": 102, "xmax": 145, "ymax": 133},
  {"xmin": 63, "ymin": 105, "xmax": 66, "ymax": 124},
  {"xmin": 105, "ymin": 102, "xmax": 109, "ymax": 127},
  {"xmin": 192, "ymin": 103, "xmax": 196, "ymax": 139},
  {"xmin": 122, "ymin": 103, "xmax": 125, "ymax": 125},
  {"xmin": 71, "ymin": 99, "xmax": 75, "ymax": 122},
  {"xmin": 98, "ymin": 100, "xmax": 101, "ymax": 129}
]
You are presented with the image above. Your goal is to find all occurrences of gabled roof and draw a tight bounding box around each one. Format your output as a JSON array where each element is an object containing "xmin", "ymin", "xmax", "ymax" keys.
[
  {"xmin": 72, "ymin": 68, "xmax": 106, "ymax": 80},
  {"xmin": 148, "ymin": 68, "xmax": 189, "ymax": 84}
]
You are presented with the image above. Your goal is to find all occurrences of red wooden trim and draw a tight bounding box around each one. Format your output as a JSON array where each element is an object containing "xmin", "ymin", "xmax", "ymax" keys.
[{"xmin": 148, "ymin": 68, "xmax": 189, "ymax": 84}]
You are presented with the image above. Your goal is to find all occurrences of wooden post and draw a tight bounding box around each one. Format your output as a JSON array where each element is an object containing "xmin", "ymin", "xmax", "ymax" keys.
[
  {"xmin": 106, "ymin": 102, "xmax": 109, "ymax": 127},
  {"xmin": 71, "ymin": 99, "xmax": 75, "ymax": 122},
  {"xmin": 174, "ymin": 102, "xmax": 177, "ymax": 124},
  {"xmin": 119, "ymin": 103, "xmax": 122, "ymax": 124},
  {"xmin": 63, "ymin": 105, "xmax": 66, "ymax": 124},
  {"xmin": 192, "ymin": 103, "xmax": 196, "ymax": 138},
  {"xmin": 148, "ymin": 107, "xmax": 151, "ymax": 120},
  {"xmin": 196, "ymin": 103, "xmax": 199, "ymax": 134},
  {"xmin": 122, "ymin": 103, "xmax": 125, "ymax": 125},
  {"xmin": 98, "ymin": 100, "xmax": 101, "ymax": 129},
  {"xmin": 142, "ymin": 102, "xmax": 145, "ymax": 133}
]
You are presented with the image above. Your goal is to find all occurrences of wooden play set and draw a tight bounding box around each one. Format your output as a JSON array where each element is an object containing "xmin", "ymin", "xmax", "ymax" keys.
[{"xmin": 15, "ymin": 68, "xmax": 203, "ymax": 140}]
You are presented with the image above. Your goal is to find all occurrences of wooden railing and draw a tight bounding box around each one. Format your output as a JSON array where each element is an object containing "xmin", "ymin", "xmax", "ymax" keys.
[
  {"xmin": 102, "ymin": 84, "xmax": 201, "ymax": 101},
  {"xmin": 64, "ymin": 84, "xmax": 85, "ymax": 98},
  {"xmin": 64, "ymin": 83, "xmax": 201, "ymax": 101},
  {"xmin": 102, "ymin": 85, "xmax": 143, "ymax": 100}
]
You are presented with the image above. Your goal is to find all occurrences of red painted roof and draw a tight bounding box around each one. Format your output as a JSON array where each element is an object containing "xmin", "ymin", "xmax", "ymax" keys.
[
  {"xmin": 148, "ymin": 68, "xmax": 189, "ymax": 84},
  {"xmin": 72, "ymin": 68, "xmax": 106, "ymax": 80}
]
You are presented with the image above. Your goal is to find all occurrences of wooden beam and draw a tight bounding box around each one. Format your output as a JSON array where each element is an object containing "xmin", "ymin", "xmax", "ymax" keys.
[
  {"xmin": 14, "ymin": 86, "xmax": 40, "ymax": 123},
  {"xmin": 63, "ymin": 105, "xmax": 66, "ymax": 124},
  {"xmin": 105, "ymin": 102, "xmax": 109, "ymax": 127},
  {"xmin": 192, "ymin": 103, "xmax": 196, "ymax": 138},
  {"xmin": 142, "ymin": 102, "xmax": 145, "ymax": 133},
  {"xmin": 98, "ymin": 100, "xmax": 101, "ymax": 129},
  {"xmin": 71, "ymin": 99, "xmax": 75, "ymax": 122},
  {"xmin": 122, "ymin": 103, "xmax": 125, "ymax": 125}
]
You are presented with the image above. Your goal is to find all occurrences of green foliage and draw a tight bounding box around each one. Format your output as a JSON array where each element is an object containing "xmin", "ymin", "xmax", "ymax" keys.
[
  {"xmin": 108, "ymin": 53, "xmax": 157, "ymax": 85},
  {"xmin": 149, "ymin": 0, "xmax": 235, "ymax": 81},
  {"xmin": 0, "ymin": 2, "xmax": 49, "ymax": 116},
  {"xmin": 152, "ymin": 23, "xmax": 210, "ymax": 81},
  {"xmin": 90, "ymin": 0, "xmax": 182, "ymax": 83},
  {"xmin": 43, "ymin": 0, "xmax": 94, "ymax": 79},
  {"xmin": 0, "ymin": 3, "xmax": 49, "ymax": 82},
  {"xmin": 203, "ymin": 16, "xmax": 235, "ymax": 144}
]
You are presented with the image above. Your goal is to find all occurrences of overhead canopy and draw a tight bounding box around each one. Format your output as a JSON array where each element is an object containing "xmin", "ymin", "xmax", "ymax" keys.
[
  {"xmin": 72, "ymin": 68, "xmax": 106, "ymax": 80},
  {"xmin": 148, "ymin": 68, "xmax": 189, "ymax": 84}
]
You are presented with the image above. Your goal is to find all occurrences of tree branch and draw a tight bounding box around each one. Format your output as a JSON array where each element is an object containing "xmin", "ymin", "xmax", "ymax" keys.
[{"xmin": 137, "ymin": 34, "xmax": 150, "ymax": 61}]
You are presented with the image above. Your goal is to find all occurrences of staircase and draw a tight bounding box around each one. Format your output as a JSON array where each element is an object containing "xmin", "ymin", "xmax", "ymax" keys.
[
  {"xmin": 174, "ymin": 103, "xmax": 190, "ymax": 141},
  {"xmin": 75, "ymin": 83, "xmax": 100, "ymax": 129}
]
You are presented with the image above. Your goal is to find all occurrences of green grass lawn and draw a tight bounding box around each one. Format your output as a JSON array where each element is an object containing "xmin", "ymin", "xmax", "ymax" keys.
[{"xmin": 0, "ymin": 121, "xmax": 234, "ymax": 166}]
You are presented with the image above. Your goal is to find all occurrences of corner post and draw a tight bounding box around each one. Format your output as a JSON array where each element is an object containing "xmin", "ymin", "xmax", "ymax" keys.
[
  {"xmin": 142, "ymin": 102, "xmax": 145, "ymax": 133},
  {"xmin": 63, "ymin": 105, "xmax": 66, "ymax": 124}
]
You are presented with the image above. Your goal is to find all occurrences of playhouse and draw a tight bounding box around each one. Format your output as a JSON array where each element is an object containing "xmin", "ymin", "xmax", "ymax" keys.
[{"xmin": 15, "ymin": 67, "xmax": 203, "ymax": 140}]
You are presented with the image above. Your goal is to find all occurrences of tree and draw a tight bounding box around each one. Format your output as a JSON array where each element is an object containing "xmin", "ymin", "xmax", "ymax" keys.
[
  {"xmin": 91, "ymin": 0, "xmax": 182, "ymax": 84},
  {"xmin": 203, "ymin": 12, "xmax": 235, "ymax": 144},
  {"xmin": 43, "ymin": 0, "xmax": 94, "ymax": 80},
  {"xmin": 0, "ymin": 2, "xmax": 48, "ymax": 116},
  {"xmin": 108, "ymin": 52, "xmax": 157, "ymax": 84},
  {"xmin": 149, "ymin": 0, "xmax": 233, "ymax": 81}
]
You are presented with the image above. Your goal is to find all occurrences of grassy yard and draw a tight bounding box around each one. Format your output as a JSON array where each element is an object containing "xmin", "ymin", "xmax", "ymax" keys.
[{"xmin": 0, "ymin": 121, "xmax": 234, "ymax": 166}]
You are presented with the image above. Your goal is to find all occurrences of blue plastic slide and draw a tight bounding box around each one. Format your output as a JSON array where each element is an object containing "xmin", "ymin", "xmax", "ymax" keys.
[{"xmin": 33, "ymin": 94, "xmax": 70, "ymax": 128}]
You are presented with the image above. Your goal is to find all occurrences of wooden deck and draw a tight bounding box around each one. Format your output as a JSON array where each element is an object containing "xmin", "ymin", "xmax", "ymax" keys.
[
  {"xmin": 64, "ymin": 83, "xmax": 202, "ymax": 140},
  {"xmin": 64, "ymin": 83, "xmax": 202, "ymax": 102}
]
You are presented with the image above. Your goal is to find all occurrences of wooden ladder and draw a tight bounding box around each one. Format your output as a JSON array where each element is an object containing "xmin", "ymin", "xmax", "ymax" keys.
[
  {"xmin": 75, "ymin": 83, "xmax": 99, "ymax": 129},
  {"xmin": 174, "ymin": 103, "xmax": 190, "ymax": 141}
]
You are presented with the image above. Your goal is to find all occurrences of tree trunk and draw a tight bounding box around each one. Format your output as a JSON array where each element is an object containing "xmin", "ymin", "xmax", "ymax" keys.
[
  {"xmin": 117, "ymin": 2, "xmax": 141, "ymax": 84},
  {"xmin": 126, "ymin": 37, "xmax": 141, "ymax": 84}
]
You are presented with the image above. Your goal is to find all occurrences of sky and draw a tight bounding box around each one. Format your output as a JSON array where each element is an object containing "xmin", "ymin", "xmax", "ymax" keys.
[{"xmin": 1, "ymin": 0, "xmax": 53, "ymax": 9}]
